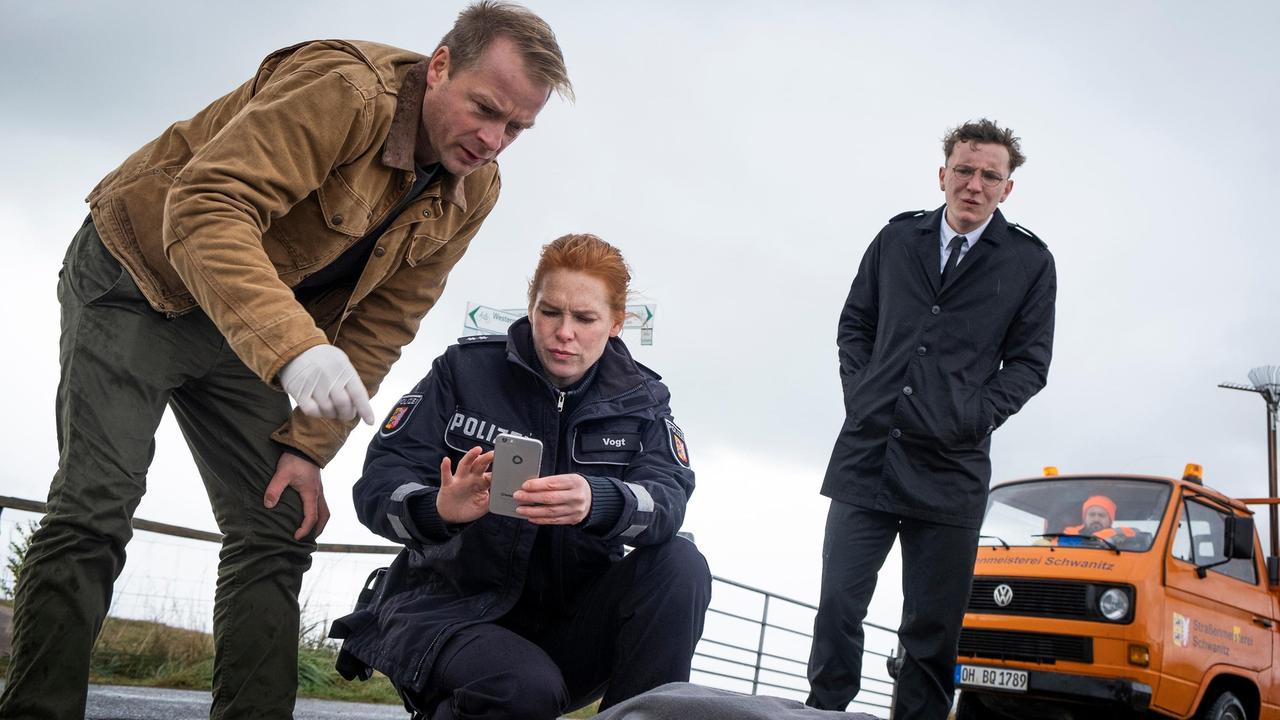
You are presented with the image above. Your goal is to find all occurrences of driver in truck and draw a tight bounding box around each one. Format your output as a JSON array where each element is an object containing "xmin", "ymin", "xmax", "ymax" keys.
[{"xmin": 1064, "ymin": 495, "xmax": 1135, "ymax": 540}]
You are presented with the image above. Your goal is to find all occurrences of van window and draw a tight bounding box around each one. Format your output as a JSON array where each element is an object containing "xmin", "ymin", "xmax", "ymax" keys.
[
  {"xmin": 980, "ymin": 478, "xmax": 1170, "ymax": 551},
  {"xmin": 1171, "ymin": 497, "xmax": 1257, "ymax": 584}
]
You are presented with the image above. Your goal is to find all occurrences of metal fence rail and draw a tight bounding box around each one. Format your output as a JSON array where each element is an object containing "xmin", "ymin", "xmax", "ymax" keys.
[
  {"xmin": 0, "ymin": 495, "xmax": 898, "ymax": 712},
  {"xmin": 692, "ymin": 575, "xmax": 897, "ymax": 712}
]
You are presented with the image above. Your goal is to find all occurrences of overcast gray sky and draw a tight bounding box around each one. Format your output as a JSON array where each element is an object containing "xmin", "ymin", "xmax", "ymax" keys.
[{"xmin": 3, "ymin": 0, "xmax": 1280, "ymax": 677}]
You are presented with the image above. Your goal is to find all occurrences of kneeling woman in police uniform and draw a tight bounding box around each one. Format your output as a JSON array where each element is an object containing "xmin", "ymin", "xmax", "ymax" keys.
[{"xmin": 333, "ymin": 234, "xmax": 712, "ymax": 720}]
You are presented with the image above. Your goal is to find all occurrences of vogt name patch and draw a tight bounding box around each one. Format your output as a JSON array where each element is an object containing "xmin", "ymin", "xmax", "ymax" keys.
[
  {"xmin": 582, "ymin": 433, "xmax": 641, "ymax": 452},
  {"xmin": 380, "ymin": 394, "xmax": 422, "ymax": 437}
]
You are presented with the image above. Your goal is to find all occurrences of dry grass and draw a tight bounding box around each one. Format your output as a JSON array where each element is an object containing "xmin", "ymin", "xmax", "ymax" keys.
[
  {"xmin": 0, "ymin": 614, "xmax": 401, "ymax": 704},
  {"xmin": 89, "ymin": 616, "xmax": 213, "ymax": 686},
  {"xmin": 0, "ymin": 612, "xmax": 604, "ymax": 714}
]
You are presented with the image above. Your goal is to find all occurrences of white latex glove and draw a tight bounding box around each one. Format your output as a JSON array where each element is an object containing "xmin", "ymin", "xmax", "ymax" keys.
[{"xmin": 279, "ymin": 344, "xmax": 376, "ymax": 424}]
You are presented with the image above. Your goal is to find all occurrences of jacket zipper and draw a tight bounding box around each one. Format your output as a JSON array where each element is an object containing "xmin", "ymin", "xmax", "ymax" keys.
[{"xmin": 557, "ymin": 390, "xmax": 566, "ymax": 413}]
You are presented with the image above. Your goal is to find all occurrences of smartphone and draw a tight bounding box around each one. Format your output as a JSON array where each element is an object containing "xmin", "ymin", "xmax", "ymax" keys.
[{"xmin": 489, "ymin": 433, "xmax": 543, "ymax": 518}]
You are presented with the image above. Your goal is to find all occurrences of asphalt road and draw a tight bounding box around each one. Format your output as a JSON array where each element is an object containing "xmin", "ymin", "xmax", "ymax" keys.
[{"xmin": 0, "ymin": 682, "xmax": 411, "ymax": 720}]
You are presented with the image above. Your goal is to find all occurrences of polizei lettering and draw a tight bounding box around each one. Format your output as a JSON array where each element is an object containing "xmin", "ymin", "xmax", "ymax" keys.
[{"xmin": 447, "ymin": 412, "xmax": 523, "ymax": 446}]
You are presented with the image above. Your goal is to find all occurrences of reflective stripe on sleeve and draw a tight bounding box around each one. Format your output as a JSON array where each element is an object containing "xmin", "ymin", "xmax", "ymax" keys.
[
  {"xmin": 623, "ymin": 482, "xmax": 654, "ymax": 512},
  {"xmin": 620, "ymin": 482, "xmax": 655, "ymax": 539},
  {"xmin": 391, "ymin": 482, "xmax": 428, "ymax": 502},
  {"xmin": 387, "ymin": 514, "xmax": 412, "ymax": 541},
  {"xmin": 386, "ymin": 482, "xmax": 429, "ymax": 542}
]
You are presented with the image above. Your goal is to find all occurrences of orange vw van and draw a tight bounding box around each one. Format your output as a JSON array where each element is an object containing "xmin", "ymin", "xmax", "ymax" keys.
[{"xmin": 956, "ymin": 468, "xmax": 1276, "ymax": 720}]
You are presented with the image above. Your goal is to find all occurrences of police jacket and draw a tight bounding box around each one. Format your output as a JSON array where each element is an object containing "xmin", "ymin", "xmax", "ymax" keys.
[
  {"xmin": 332, "ymin": 318, "xmax": 695, "ymax": 694},
  {"xmin": 822, "ymin": 206, "xmax": 1055, "ymax": 528}
]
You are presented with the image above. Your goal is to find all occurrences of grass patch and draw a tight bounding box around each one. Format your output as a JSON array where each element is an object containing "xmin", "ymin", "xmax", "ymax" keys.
[
  {"xmin": 0, "ymin": 614, "xmax": 400, "ymax": 705},
  {"xmin": 1, "ymin": 613, "xmax": 602, "ymax": 715}
]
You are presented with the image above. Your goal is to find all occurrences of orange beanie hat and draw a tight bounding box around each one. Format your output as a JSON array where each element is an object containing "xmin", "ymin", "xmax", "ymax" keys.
[{"xmin": 1082, "ymin": 495, "xmax": 1116, "ymax": 519}]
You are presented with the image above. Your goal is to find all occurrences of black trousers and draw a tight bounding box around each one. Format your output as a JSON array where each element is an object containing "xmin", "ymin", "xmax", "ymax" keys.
[
  {"xmin": 807, "ymin": 501, "xmax": 980, "ymax": 719},
  {"xmin": 414, "ymin": 538, "xmax": 712, "ymax": 720}
]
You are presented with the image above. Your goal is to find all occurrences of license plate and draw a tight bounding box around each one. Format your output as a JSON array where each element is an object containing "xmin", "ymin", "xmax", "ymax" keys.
[{"xmin": 957, "ymin": 664, "xmax": 1029, "ymax": 692}]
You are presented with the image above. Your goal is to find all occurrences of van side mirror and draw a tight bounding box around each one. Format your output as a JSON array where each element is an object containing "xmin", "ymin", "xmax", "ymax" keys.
[
  {"xmin": 1225, "ymin": 516, "xmax": 1255, "ymax": 560},
  {"xmin": 1195, "ymin": 516, "xmax": 1256, "ymax": 578},
  {"xmin": 1268, "ymin": 556, "xmax": 1280, "ymax": 586}
]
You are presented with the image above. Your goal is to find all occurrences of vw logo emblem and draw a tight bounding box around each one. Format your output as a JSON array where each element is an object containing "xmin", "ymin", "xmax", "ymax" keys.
[{"xmin": 993, "ymin": 584, "xmax": 1014, "ymax": 607}]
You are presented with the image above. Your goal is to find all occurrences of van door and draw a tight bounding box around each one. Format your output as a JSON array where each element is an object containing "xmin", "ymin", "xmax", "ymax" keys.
[{"xmin": 1159, "ymin": 494, "xmax": 1272, "ymax": 717}]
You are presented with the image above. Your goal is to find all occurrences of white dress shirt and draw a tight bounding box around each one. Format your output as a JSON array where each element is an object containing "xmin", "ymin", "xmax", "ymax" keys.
[{"xmin": 939, "ymin": 210, "xmax": 995, "ymax": 272}]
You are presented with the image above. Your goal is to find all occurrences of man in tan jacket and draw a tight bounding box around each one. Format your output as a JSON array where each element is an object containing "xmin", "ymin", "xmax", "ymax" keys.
[{"xmin": 0, "ymin": 3, "xmax": 571, "ymax": 718}]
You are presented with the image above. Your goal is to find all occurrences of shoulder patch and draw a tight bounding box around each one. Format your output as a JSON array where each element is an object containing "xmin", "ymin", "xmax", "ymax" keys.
[
  {"xmin": 380, "ymin": 393, "xmax": 422, "ymax": 437},
  {"xmin": 665, "ymin": 418, "xmax": 690, "ymax": 469},
  {"xmin": 457, "ymin": 334, "xmax": 506, "ymax": 345},
  {"xmin": 888, "ymin": 209, "xmax": 928, "ymax": 223},
  {"xmin": 1009, "ymin": 223, "xmax": 1048, "ymax": 248}
]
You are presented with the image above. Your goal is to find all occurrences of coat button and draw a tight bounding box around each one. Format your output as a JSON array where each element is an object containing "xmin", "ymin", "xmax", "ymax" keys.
[
  {"xmin": 331, "ymin": 214, "xmax": 344, "ymax": 225},
  {"xmin": 373, "ymin": 246, "xmax": 386, "ymax": 257},
  {"xmin": 890, "ymin": 428, "xmax": 902, "ymax": 439},
  {"xmin": 916, "ymin": 346, "xmax": 927, "ymax": 356},
  {"xmin": 902, "ymin": 386, "xmax": 913, "ymax": 396},
  {"xmin": 422, "ymin": 209, "xmax": 432, "ymax": 218},
  {"xmin": 931, "ymin": 305, "xmax": 941, "ymax": 315}
]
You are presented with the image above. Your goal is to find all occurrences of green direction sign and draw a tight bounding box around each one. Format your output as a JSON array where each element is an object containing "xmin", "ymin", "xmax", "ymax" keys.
[
  {"xmin": 464, "ymin": 303, "xmax": 526, "ymax": 335},
  {"xmin": 623, "ymin": 304, "xmax": 655, "ymax": 330}
]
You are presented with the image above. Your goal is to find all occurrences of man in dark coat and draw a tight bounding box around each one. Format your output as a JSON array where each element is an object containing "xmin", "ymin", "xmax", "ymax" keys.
[{"xmin": 806, "ymin": 119, "xmax": 1056, "ymax": 719}]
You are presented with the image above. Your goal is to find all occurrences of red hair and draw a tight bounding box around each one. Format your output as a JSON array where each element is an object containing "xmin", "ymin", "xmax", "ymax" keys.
[{"xmin": 528, "ymin": 234, "xmax": 630, "ymax": 322}]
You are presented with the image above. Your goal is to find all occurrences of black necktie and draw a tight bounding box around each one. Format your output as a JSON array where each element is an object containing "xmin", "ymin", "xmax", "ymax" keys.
[{"xmin": 941, "ymin": 235, "xmax": 965, "ymax": 285}]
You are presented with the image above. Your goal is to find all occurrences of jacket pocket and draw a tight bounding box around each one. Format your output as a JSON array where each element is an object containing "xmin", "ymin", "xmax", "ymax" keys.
[
  {"xmin": 958, "ymin": 388, "xmax": 992, "ymax": 446},
  {"xmin": 406, "ymin": 235, "xmax": 447, "ymax": 266},
  {"xmin": 317, "ymin": 171, "xmax": 374, "ymax": 237}
]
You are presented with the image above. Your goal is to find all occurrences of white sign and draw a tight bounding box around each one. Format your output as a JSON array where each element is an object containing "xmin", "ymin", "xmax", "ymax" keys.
[
  {"xmin": 464, "ymin": 303, "xmax": 657, "ymax": 345},
  {"xmin": 463, "ymin": 303, "xmax": 526, "ymax": 335}
]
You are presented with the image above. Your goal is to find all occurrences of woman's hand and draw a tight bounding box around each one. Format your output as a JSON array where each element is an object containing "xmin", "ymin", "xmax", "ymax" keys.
[
  {"xmin": 436, "ymin": 447, "xmax": 495, "ymax": 524},
  {"xmin": 514, "ymin": 473, "xmax": 593, "ymax": 525}
]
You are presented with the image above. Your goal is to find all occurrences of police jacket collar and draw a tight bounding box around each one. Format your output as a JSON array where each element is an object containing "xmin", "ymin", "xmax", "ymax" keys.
[{"xmin": 504, "ymin": 317, "xmax": 658, "ymax": 406}]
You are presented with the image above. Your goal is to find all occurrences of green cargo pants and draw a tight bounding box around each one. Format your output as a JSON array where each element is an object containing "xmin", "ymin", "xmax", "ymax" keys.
[{"xmin": 0, "ymin": 217, "xmax": 316, "ymax": 719}]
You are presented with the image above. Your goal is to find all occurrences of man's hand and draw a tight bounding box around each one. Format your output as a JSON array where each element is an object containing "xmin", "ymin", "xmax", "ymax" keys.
[
  {"xmin": 279, "ymin": 344, "xmax": 376, "ymax": 425},
  {"xmin": 514, "ymin": 474, "xmax": 592, "ymax": 525},
  {"xmin": 436, "ymin": 447, "xmax": 495, "ymax": 524},
  {"xmin": 264, "ymin": 452, "xmax": 330, "ymax": 541}
]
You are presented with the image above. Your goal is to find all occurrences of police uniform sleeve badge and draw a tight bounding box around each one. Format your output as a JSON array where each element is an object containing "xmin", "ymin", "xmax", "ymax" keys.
[
  {"xmin": 380, "ymin": 394, "xmax": 422, "ymax": 438},
  {"xmin": 665, "ymin": 418, "xmax": 690, "ymax": 468}
]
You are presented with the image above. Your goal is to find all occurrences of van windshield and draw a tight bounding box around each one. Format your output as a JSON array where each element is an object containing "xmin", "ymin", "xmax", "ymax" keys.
[{"xmin": 979, "ymin": 478, "xmax": 1172, "ymax": 552}]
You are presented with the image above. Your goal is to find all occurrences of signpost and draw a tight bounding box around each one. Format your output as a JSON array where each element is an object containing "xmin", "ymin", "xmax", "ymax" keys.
[{"xmin": 465, "ymin": 302, "xmax": 657, "ymax": 345}]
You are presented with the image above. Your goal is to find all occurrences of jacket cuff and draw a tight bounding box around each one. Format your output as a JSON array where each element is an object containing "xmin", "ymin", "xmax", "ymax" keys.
[
  {"xmin": 579, "ymin": 475, "xmax": 625, "ymax": 535},
  {"xmin": 271, "ymin": 408, "xmax": 356, "ymax": 467},
  {"xmin": 273, "ymin": 441, "xmax": 316, "ymax": 464},
  {"xmin": 406, "ymin": 493, "xmax": 463, "ymax": 543}
]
